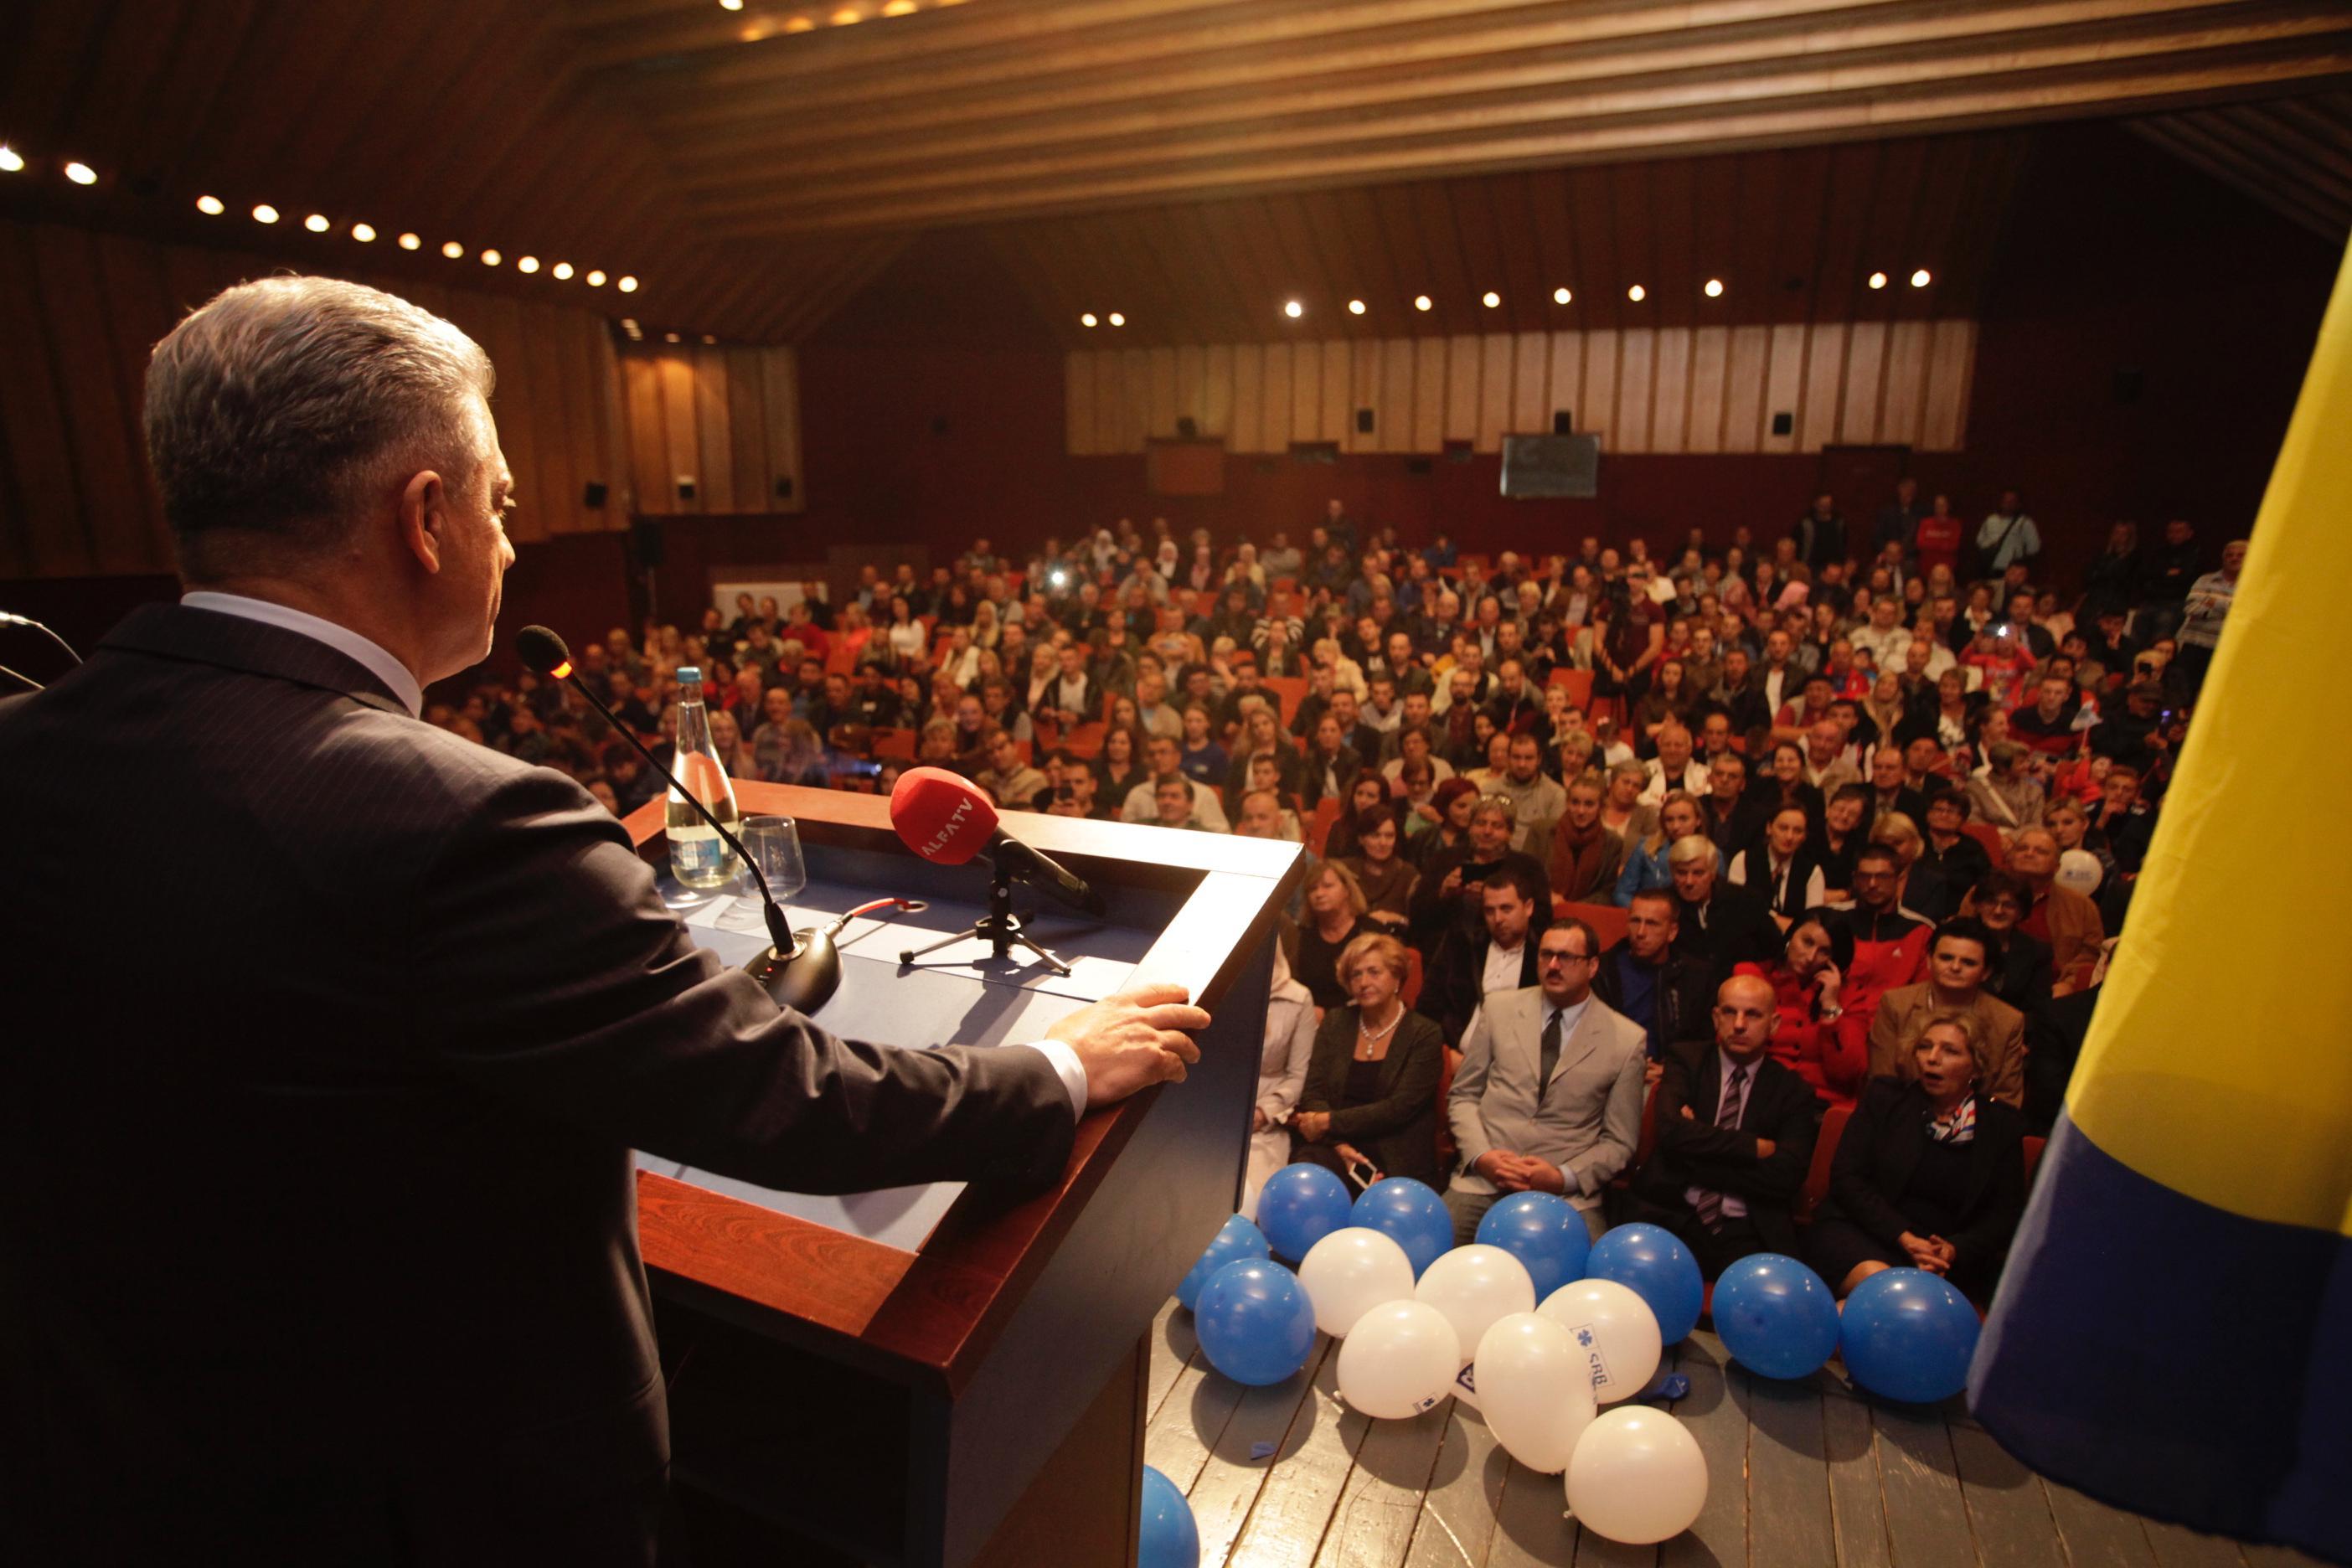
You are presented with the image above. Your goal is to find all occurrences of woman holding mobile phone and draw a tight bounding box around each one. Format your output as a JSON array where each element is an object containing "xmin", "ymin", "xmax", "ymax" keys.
[{"xmin": 1291, "ymin": 933, "xmax": 1444, "ymax": 1193}]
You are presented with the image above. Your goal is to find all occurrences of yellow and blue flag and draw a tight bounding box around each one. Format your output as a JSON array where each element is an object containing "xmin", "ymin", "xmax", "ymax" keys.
[{"xmin": 1968, "ymin": 234, "xmax": 2352, "ymax": 1562}]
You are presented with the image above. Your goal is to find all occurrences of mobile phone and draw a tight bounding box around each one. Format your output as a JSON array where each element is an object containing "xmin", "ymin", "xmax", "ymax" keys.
[{"xmin": 1346, "ymin": 1157, "xmax": 1384, "ymax": 1187}]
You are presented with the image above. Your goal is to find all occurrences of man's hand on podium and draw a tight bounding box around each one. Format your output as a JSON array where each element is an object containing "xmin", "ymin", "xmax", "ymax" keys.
[{"xmin": 1047, "ymin": 984, "xmax": 1210, "ymax": 1109}]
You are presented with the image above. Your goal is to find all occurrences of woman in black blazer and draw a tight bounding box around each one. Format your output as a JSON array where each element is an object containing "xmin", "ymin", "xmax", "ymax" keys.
[
  {"xmin": 1807, "ymin": 1009, "xmax": 2027, "ymax": 1300},
  {"xmin": 1291, "ymin": 931, "xmax": 1446, "ymax": 1192}
]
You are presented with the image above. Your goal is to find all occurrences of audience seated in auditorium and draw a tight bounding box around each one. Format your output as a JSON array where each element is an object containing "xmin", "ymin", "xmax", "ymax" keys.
[
  {"xmin": 1866, "ymin": 917, "xmax": 2027, "ymax": 1107},
  {"xmin": 1593, "ymin": 889, "xmax": 1716, "ymax": 1070},
  {"xmin": 1665, "ymin": 835, "xmax": 1783, "ymax": 980},
  {"xmin": 1287, "ymin": 863, "xmax": 1375, "ymax": 1011},
  {"xmin": 1421, "ymin": 869, "xmax": 1547, "ymax": 1049},
  {"xmin": 1736, "ymin": 914, "xmax": 1869, "ymax": 1109},
  {"xmin": 1443, "ymin": 916, "xmax": 1647, "ymax": 1245},
  {"xmin": 1242, "ymin": 941, "xmax": 1318, "ymax": 1220}
]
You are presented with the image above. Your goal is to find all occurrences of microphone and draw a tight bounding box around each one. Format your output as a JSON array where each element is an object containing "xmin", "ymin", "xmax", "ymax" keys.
[
  {"xmin": 516, "ymin": 624, "xmax": 841, "ymax": 1014},
  {"xmin": 890, "ymin": 766, "xmax": 1106, "ymax": 917},
  {"xmin": 0, "ymin": 610, "xmax": 82, "ymax": 665}
]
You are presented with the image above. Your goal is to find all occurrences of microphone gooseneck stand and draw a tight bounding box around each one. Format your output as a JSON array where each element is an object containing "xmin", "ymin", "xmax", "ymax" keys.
[{"xmin": 897, "ymin": 859, "xmax": 1074, "ymax": 977}]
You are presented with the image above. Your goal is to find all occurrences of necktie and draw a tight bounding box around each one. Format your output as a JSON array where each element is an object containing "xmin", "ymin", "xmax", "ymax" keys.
[
  {"xmin": 1537, "ymin": 1008, "xmax": 1561, "ymax": 1102},
  {"xmin": 1692, "ymin": 1065, "xmax": 1750, "ymax": 1232}
]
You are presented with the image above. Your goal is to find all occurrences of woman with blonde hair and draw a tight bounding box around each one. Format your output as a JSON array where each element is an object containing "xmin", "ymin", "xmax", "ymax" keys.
[
  {"xmin": 1287, "ymin": 861, "xmax": 1374, "ymax": 1008},
  {"xmin": 1807, "ymin": 1009, "xmax": 2027, "ymax": 1299},
  {"xmin": 1612, "ymin": 789, "xmax": 1705, "ymax": 906},
  {"xmin": 1291, "ymin": 932, "xmax": 1447, "ymax": 1192}
]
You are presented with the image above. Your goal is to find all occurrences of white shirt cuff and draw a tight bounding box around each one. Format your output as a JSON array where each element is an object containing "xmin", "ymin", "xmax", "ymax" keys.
[{"xmin": 1024, "ymin": 1039, "xmax": 1089, "ymax": 1119}]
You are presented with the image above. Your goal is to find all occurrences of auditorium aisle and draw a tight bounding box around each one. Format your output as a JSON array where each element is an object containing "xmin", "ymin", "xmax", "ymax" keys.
[{"xmin": 1145, "ymin": 1300, "xmax": 2324, "ymax": 1568}]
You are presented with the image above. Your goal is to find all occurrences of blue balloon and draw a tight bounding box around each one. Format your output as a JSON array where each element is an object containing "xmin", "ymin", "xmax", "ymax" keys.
[
  {"xmin": 1713, "ymin": 1253, "xmax": 1841, "ymax": 1380},
  {"xmin": 1175, "ymin": 1215, "xmax": 1271, "ymax": 1312},
  {"xmin": 1195, "ymin": 1259, "xmax": 1319, "ymax": 1386},
  {"xmin": 1349, "ymin": 1178, "xmax": 1452, "ymax": 1278},
  {"xmin": 1473, "ymin": 1191, "xmax": 1592, "ymax": 1299},
  {"xmin": 1839, "ymin": 1267, "xmax": 1981, "ymax": 1404},
  {"xmin": 1139, "ymin": 1463, "xmax": 1200, "ymax": 1568},
  {"xmin": 1587, "ymin": 1223, "xmax": 1705, "ymax": 1344},
  {"xmin": 1256, "ymin": 1163, "xmax": 1354, "ymax": 1261}
]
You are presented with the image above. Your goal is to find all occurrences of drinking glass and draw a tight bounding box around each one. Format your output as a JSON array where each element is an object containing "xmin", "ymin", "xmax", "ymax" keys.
[{"xmin": 725, "ymin": 815, "xmax": 807, "ymax": 931}]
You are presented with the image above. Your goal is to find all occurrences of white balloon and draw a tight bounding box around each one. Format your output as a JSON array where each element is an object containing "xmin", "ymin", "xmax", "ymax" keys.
[
  {"xmin": 1473, "ymin": 1313, "xmax": 1597, "ymax": 1474},
  {"xmin": 1536, "ymin": 1278, "xmax": 1663, "ymax": 1403},
  {"xmin": 1297, "ymin": 1226, "xmax": 1416, "ymax": 1338},
  {"xmin": 1414, "ymin": 1244, "xmax": 1535, "ymax": 1365},
  {"xmin": 1337, "ymin": 1301, "xmax": 1462, "ymax": 1420},
  {"xmin": 1565, "ymin": 1407, "xmax": 1708, "ymax": 1544}
]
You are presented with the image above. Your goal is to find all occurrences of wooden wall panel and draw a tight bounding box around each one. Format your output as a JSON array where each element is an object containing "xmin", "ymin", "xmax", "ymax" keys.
[
  {"xmin": 656, "ymin": 354, "xmax": 700, "ymax": 512},
  {"xmin": 1881, "ymin": 320, "xmax": 1932, "ymax": 448},
  {"xmin": 1687, "ymin": 326, "xmax": 1729, "ymax": 454},
  {"xmin": 1723, "ymin": 326, "xmax": 1770, "ymax": 454},
  {"xmin": 1476, "ymin": 333, "xmax": 1514, "ymax": 452},
  {"xmin": 1410, "ymin": 338, "xmax": 1447, "ymax": 452},
  {"xmin": 1798, "ymin": 322, "xmax": 1848, "ymax": 454},
  {"xmin": 1616, "ymin": 329, "xmax": 1654, "ymax": 454},
  {"xmin": 1065, "ymin": 352, "xmax": 1096, "ymax": 455},
  {"xmin": 692, "ymin": 347, "xmax": 735, "ymax": 516},
  {"xmin": 1651, "ymin": 327, "xmax": 1692, "ymax": 454},
  {"xmin": 1583, "ymin": 331, "xmax": 1620, "ymax": 449},
  {"xmin": 725, "ymin": 348, "xmax": 771, "ymax": 507},
  {"xmin": 1202, "ymin": 343, "xmax": 1235, "ymax": 440},
  {"xmin": 1511, "ymin": 333, "xmax": 1550, "ymax": 438},
  {"xmin": 622, "ymin": 353, "xmax": 670, "ymax": 519},
  {"xmin": 1922, "ymin": 320, "xmax": 1978, "ymax": 451},
  {"xmin": 760, "ymin": 345, "xmax": 804, "ymax": 513},
  {"xmin": 1260, "ymin": 343, "xmax": 1293, "ymax": 453},
  {"xmin": 1230, "ymin": 343, "xmax": 1264, "ymax": 454},
  {"xmin": 1443, "ymin": 336, "xmax": 1481, "ymax": 444},
  {"xmin": 1841, "ymin": 321, "xmax": 1888, "ymax": 446},
  {"xmin": 616, "ymin": 340, "xmax": 806, "ymax": 517},
  {"xmin": 28, "ymin": 225, "xmax": 152, "ymax": 573},
  {"xmin": 1063, "ymin": 322, "xmax": 1978, "ymax": 462}
]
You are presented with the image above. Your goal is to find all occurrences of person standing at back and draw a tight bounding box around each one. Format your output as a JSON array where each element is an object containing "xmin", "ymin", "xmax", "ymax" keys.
[{"xmin": 0, "ymin": 276, "xmax": 1206, "ymax": 1564}]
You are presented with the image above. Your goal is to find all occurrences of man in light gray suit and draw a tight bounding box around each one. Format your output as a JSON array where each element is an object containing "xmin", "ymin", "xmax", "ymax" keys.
[{"xmin": 1443, "ymin": 916, "xmax": 1649, "ymax": 1244}]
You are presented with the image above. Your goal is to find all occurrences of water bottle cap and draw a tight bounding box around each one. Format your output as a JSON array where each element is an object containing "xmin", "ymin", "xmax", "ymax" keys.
[{"xmin": 677, "ymin": 666, "xmax": 701, "ymax": 683}]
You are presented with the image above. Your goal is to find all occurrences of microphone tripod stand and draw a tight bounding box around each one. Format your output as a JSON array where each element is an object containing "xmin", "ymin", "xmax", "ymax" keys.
[{"xmin": 898, "ymin": 859, "xmax": 1073, "ymax": 977}]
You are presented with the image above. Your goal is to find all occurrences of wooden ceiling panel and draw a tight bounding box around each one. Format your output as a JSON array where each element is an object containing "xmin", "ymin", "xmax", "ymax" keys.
[{"xmin": 2128, "ymin": 87, "xmax": 2352, "ymax": 237}]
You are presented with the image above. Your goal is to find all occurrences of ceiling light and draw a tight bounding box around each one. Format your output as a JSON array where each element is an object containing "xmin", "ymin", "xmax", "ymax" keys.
[
  {"xmin": 586, "ymin": 270, "xmax": 607, "ymax": 287},
  {"xmin": 1347, "ymin": 299, "xmax": 1365, "ymax": 316},
  {"xmin": 784, "ymin": 15, "xmax": 816, "ymax": 29},
  {"xmin": 442, "ymin": 240, "xmax": 464, "ymax": 259},
  {"xmin": 480, "ymin": 249, "xmax": 501, "ymax": 266},
  {"xmin": 196, "ymin": 194, "xmax": 224, "ymax": 215},
  {"xmin": 253, "ymin": 204, "xmax": 281, "ymax": 224},
  {"xmin": 663, "ymin": 332, "xmax": 682, "ymax": 343},
  {"xmin": 1283, "ymin": 300, "xmax": 1302, "ymax": 319},
  {"xmin": 517, "ymin": 255, "xmax": 539, "ymax": 274},
  {"xmin": 1107, "ymin": 312, "xmax": 1124, "ymax": 327},
  {"xmin": 884, "ymin": 0, "xmax": 918, "ymax": 13},
  {"xmin": 720, "ymin": 0, "xmax": 744, "ymax": 8},
  {"xmin": 1553, "ymin": 287, "xmax": 1571, "ymax": 305},
  {"xmin": 351, "ymin": 222, "xmax": 376, "ymax": 242},
  {"xmin": 702, "ymin": 334, "xmax": 718, "ymax": 344},
  {"xmin": 0, "ymin": 146, "xmax": 23, "ymax": 173},
  {"xmin": 552, "ymin": 261, "xmax": 574, "ymax": 280},
  {"xmin": 1081, "ymin": 312, "xmax": 1097, "ymax": 328},
  {"xmin": 64, "ymin": 161, "xmax": 97, "ymax": 186},
  {"xmin": 832, "ymin": 6, "xmax": 863, "ymax": 23},
  {"xmin": 1627, "ymin": 284, "xmax": 1646, "ymax": 302},
  {"xmin": 1481, "ymin": 291, "xmax": 1501, "ymax": 308},
  {"xmin": 398, "ymin": 232, "xmax": 420, "ymax": 250},
  {"xmin": 1911, "ymin": 268, "xmax": 1932, "ymax": 288},
  {"xmin": 1414, "ymin": 295, "xmax": 1432, "ymax": 312},
  {"xmin": 1704, "ymin": 278, "xmax": 1725, "ymax": 298},
  {"xmin": 616, "ymin": 276, "xmax": 639, "ymax": 293},
  {"xmin": 303, "ymin": 213, "xmax": 330, "ymax": 233},
  {"xmin": 1868, "ymin": 271, "xmax": 1887, "ymax": 290}
]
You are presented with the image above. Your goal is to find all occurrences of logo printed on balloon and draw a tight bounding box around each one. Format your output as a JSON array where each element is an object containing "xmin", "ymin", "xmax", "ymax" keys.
[{"xmin": 1566, "ymin": 1322, "xmax": 1610, "ymax": 1388}]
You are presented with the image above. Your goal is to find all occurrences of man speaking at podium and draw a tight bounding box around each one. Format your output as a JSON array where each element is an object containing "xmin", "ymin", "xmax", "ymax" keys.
[{"xmin": 0, "ymin": 277, "xmax": 1208, "ymax": 1564}]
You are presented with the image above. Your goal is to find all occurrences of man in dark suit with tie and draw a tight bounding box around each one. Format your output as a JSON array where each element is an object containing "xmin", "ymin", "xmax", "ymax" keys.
[
  {"xmin": 1624, "ymin": 973, "xmax": 1822, "ymax": 1278},
  {"xmin": 0, "ymin": 276, "xmax": 1208, "ymax": 1564}
]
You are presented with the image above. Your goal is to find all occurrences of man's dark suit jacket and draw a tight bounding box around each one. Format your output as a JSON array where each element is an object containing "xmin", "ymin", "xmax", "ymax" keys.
[
  {"xmin": 1673, "ymin": 882, "xmax": 1783, "ymax": 983},
  {"xmin": 1626, "ymin": 1042, "xmax": 1820, "ymax": 1258},
  {"xmin": 1592, "ymin": 945, "xmax": 1716, "ymax": 1057},
  {"xmin": 0, "ymin": 604, "xmax": 1075, "ymax": 1561},
  {"xmin": 1420, "ymin": 930, "xmax": 1542, "ymax": 1046}
]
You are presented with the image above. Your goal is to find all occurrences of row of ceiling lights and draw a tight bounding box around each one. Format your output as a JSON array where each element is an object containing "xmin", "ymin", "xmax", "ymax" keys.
[
  {"xmin": 1079, "ymin": 270, "xmax": 1934, "ymax": 326},
  {"xmin": 720, "ymin": 0, "xmax": 965, "ymax": 41},
  {"xmin": 0, "ymin": 142, "xmax": 639, "ymax": 294}
]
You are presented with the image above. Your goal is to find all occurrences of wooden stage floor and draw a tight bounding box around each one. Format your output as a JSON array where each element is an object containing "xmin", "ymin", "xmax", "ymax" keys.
[{"xmin": 1145, "ymin": 1301, "xmax": 2324, "ymax": 1568}]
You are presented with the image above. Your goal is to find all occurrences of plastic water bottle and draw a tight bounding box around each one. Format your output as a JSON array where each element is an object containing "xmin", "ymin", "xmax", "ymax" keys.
[{"xmin": 666, "ymin": 666, "xmax": 742, "ymax": 890}]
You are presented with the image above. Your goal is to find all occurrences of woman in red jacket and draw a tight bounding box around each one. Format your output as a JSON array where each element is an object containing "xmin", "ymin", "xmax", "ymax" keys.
[{"xmin": 1736, "ymin": 915, "xmax": 1870, "ymax": 1108}]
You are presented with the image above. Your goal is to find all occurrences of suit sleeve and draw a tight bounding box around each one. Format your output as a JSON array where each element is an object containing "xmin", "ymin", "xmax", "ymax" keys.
[
  {"xmin": 1571, "ymin": 1033, "xmax": 1647, "ymax": 1197},
  {"xmin": 1985, "ymin": 1009, "xmax": 2028, "ymax": 1109},
  {"xmin": 1447, "ymin": 1006, "xmax": 1499, "ymax": 1171},
  {"xmin": 1297, "ymin": 1010, "xmax": 1351, "ymax": 1117},
  {"xmin": 1828, "ymin": 1083, "xmax": 1916, "ymax": 1245},
  {"xmin": 1866, "ymin": 996, "xmax": 1907, "ymax": 1081},
  {"xmin": 1326, "ymin": 1020, "xmax": 1443, "ymax": 1145},
  {"xmin": 410, "ymin": 770, "xmax": 1074, "ymax": 1195},
  {"xmin": 1739, "ymin": 1076, "xmax": 1818, "ymax": 1200}
]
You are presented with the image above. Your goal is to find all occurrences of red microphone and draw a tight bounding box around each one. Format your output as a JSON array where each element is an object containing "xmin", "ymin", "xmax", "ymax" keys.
[{"xmin": 890, "ymin": 766, "xmax": 1104, "ymax": 915}]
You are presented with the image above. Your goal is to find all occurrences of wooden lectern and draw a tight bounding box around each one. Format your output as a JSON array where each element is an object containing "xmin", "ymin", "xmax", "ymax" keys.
[{"xmin": 619, "ymin": 782, "xmax": 1300, "ymax": 1566}]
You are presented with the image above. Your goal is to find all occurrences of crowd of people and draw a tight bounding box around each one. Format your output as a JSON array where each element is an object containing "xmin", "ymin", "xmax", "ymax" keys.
[{"xmin": 428, "ymin": 491, "xmax": 2246, "ymax": 1301}]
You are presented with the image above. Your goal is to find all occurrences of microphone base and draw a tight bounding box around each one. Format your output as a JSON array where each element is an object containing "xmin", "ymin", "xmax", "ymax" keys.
[
  {"xmin": 895, "ymin": 863, "xmax": 1073, "ymax": 976},
  {"xmin": 743, "ymin": 929, "xmax": 842, "ymax": 1016}
]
